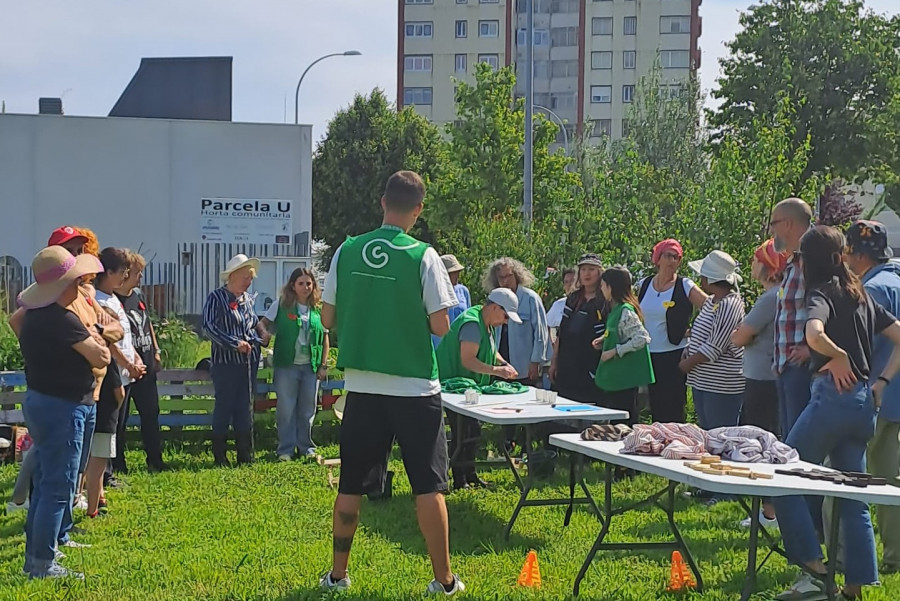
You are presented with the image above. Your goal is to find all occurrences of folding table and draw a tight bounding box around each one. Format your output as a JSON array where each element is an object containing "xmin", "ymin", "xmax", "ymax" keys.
[
  {"xmin": 550, "ymin": 433, "xmax": 900, "ymax": 601},
  {"xmin": 442, "ymin": 389, "xmax": 627, "ymax": 538}
]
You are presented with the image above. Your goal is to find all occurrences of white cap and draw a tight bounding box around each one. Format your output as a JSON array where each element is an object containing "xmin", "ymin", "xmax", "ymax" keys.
[{"xmin": 486, "ymin": 288, "xmax": 522, "ymax": 324}]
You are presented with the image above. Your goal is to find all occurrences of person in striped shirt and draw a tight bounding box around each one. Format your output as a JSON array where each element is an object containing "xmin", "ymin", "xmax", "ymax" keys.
[
  {"xmin": 202, "ymin": 254, "xmax": 271, "ymax": 466},
  {"xmin": 679, "ymin": 250, "xmax": 746, "ymax": 430}
]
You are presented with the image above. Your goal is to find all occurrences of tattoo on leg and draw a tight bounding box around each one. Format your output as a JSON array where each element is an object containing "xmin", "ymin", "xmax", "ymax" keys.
[
  {"xmin": 333, "ymin": 535, "xmax": 354, "ymax": 553},
  {"xmin": 338, "ymin": 511, "xmax": 358, "ymax": 526}
]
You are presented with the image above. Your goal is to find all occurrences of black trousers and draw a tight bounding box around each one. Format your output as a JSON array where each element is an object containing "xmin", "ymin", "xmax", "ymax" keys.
[
  {"xmin": 447, "ymin": 409, "xmax": 481, "ymax": 481},
  {"xmin": 110, "ymin": 376, "xmax": 164, "ymax": 473},
  {"xmin": 601, "ymin": 387, "xmax": 639, "ymax": 426},
  {"xmin": 647, "ymin": 350, "xmax": 687, "ymax": 423}
]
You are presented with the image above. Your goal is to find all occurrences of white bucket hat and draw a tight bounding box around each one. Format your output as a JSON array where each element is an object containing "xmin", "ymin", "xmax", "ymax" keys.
[
  {"xmin": 688, "ymin": 250, "xmax": 742, "ymax": 285},
  {"xmin": 18, "ymin": 246, "xmax": 103, "ymax": 309},
  {"xmin": 486, "ymin": 288, "xmax": 523, "ymax": 324},
  {"xmin": 220, "ymin": 254, "xmax": 260, "ymax": 282},
  {"xmin": 440, "ymin": 254, "xmax": 465, "ymax": 274}
]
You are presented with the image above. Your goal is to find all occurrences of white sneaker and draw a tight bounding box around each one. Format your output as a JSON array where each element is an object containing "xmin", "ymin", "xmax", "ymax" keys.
[
  {"xmin": 740, "ymin": 511, "xmax": 779, "ymax": 530},
  {"xmin": 60, "ymin": 540, "xmax": 92, "ymax": 549},
  {"xmin": 319, "ymin": 571, "xmax": 351, "ymax": 591},
  {"xmin": 774, "ymin": 572, "xmax": 829, "ymax": 601},
  {"xmin": 6, "ymin": 500, "xmax": 28, "ymax": 514},
  {"xmin": 277, "ymin": 454, "xmax": 293, "ymax": 462},
  {"xmin": 55, "ymin": 549, "xmax": 66, "ymax": 561},
  {"xmin": 426, "ymin": 575, "xmax": 466, "ymax": 596},
  {"xmin": 29, "ymin": 562, "xmax": 84, "ymax": 580},
  {"xmin": 73, "ymin": 494, "xmax": 88, "ymax": 511}
]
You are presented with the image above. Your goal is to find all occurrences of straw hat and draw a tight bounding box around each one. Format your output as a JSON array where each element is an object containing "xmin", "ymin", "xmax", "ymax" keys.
[
  {"xmin": 220, "ymin": 254, "xmax": 260, "ymax": 282},
  {"xmin": 18, "ymin": 246, "xmax": 103, "ymax": 309}
]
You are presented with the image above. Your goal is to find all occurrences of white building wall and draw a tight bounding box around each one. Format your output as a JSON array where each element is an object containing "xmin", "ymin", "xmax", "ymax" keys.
[{"xmin": 0, "ymin": 113, "xmax": 312, "ymax": 314}]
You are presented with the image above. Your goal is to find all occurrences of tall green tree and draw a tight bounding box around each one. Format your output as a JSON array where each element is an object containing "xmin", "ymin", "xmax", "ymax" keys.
[
  {"xmin": 428, "ymin": 63, "xmax": 579, "ymax": 252},
  {"xmin": 311, "ymin": 90, "xmax": 446, "ymax": 265},
  {"xmin": 709, "ymin": 0, "xmax": 900, "ymax": 180}
]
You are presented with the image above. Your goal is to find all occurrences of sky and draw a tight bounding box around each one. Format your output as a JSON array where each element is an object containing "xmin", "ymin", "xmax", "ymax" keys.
[{"xmin": 1, "ymin": 0, "xmax": 898, "ymax": 144}]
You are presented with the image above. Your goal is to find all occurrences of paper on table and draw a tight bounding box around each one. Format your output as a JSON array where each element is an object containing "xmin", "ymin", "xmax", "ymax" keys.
[{"xmin": 553, "ymin": 404, "xmax": 597, "ymax": 412}]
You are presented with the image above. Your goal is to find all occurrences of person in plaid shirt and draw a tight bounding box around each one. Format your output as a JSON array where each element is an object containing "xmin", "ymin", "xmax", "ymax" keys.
[{"xmin": 770, "ymin": 198, "xmax": 814, "ymax": 438}]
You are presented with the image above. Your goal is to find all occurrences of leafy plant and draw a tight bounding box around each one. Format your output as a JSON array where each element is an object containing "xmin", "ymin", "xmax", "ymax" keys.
[
  {"xmin": 152, "ymin": 315, "xmax": 205, "ymax": 369},
  {"xmin": 0, "ymin": 309, "xmax": 23, "ymax": 371}
]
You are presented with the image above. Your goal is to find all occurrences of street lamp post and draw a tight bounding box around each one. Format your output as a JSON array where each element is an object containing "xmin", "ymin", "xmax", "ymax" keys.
[
  {"xmin": 533, "ymin": 105, "xmax": 569, "ymax": 154},
  {"xmin": 294, "ymin": 50, "xmax": 362, "ymax": 124},
  {"xmin": 523, "ymin": 0, "xmax": 535, "ymax": 229}
]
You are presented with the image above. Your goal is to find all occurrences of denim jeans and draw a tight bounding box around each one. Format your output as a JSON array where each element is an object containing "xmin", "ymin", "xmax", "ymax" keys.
[
  {"xmin": 273, "ymin": 363, "xmax": 319, "ymax": 456},
  {"xmin": 58, "ymin": 402, "xmax": 94, "ymax": 546},
  {"xmin": 22, "ymin": 390, "xmax": 91, "ymax": 574},
  {"xmin": 772, "ymin": 377, "xmax": 878, "ymax": 586},
  {"xmin": 776, "ymin": 363, "xmax": 811, "ymax": 438},
  {"xmin": 692, "ymin": 388, "xmax": 743, "ymax": 430},
  {"xmin": 211, "ymin": 362, "xmax": 258, "ymax": 436}
]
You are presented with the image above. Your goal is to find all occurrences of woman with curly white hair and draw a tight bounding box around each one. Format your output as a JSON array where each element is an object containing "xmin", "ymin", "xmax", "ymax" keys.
[{"xmin": 481, "ymin": 258, "xmax": 550, "ymax": 387}]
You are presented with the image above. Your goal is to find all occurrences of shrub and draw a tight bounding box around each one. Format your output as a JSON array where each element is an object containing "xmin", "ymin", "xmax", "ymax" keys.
[
  {"xmin": 152, "ymin": 315, "xmax": 205, "ymax": 369},
  {"xmin": 0, "ymin": 310, "xmax": 23, "ymax": 371}
]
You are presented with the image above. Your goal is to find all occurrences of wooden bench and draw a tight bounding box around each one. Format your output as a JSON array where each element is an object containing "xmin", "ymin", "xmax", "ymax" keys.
[{"xmin": 0, "ymin": 369, "xmax": 277, "ymax": 429}]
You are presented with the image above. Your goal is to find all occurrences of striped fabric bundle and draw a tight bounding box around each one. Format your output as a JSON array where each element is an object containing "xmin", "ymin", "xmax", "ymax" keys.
[
  {"xmin": 705, "ymin": 426, "xmax": 799, "ymax": 464},
  {"xmin": 620, "ymin": 423, "xmax": 709, "ymax": 460}
]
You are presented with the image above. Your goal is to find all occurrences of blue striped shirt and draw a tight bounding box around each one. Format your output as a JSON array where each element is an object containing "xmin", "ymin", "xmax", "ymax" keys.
[{"xmin": 202, "ymin": 286, "xmax": 261, "ymax": 366}]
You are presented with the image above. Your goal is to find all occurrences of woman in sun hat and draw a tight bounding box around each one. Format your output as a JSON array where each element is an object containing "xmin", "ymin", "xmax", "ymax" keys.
[
  {"xmin": 679, "ymin": 250, "xmax": 746, "ymax": 430},
  {"xmin": 202, "ymin": 254, "xmax": 271, "ymax": 466},
  {"xmin": 17, "ymin": 246, "xmax": 111, "ymax": 579}
]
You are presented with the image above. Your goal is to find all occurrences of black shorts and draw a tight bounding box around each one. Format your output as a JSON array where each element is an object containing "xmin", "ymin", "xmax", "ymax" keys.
[
  {"xmin": 338, "ymin": 392, "xmax": 449, "ymax": 496},
  {"xmin": 740, "ymin": 378, "xmax": 780, "ymax": 437}
]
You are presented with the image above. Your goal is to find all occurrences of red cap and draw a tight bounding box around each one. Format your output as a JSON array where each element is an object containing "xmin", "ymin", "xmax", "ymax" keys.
[{"xmin": 47, "ymin": 226, "xmax": 87, "ymax": 248}]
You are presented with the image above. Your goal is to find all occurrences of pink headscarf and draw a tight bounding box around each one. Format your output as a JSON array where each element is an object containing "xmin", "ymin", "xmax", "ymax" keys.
[{"xmin": 652, "ymin": 239, "xmax": 684, "ymax": 265}]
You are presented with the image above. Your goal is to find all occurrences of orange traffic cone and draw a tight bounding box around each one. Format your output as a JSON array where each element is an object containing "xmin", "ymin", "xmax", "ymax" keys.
[
  {"xmin": 666, "ymin": 550, "xmax": 696, "ymax": 592},
  {"xmin": 517, "ymin": 550, "xmax": 542, "ymax": 588}
]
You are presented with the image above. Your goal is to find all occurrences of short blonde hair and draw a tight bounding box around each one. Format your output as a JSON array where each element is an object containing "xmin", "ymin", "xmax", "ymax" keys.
[{"xmin": 127, "ymin": 250, "xmax": 147, "ymax": 271}]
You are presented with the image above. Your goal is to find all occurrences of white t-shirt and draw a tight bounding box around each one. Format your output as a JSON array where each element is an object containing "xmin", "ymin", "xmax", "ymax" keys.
[
  {"xmin": 264, "ymin": 301, "xmax": 312, "ymax": 365},
  {"xmin": 638, "ymin": 277, "xmax": 697, "ymax": 354},
  {"xmin": 546, "ymin": 296, "xmax": 567, "ymax": 329},
  {"xmin": 95, "ymin": 290, "xmax": 137, "ymax": 385},
  {"xmin": 323, "ymin": 242, "xmax": 457, "ymax": 396}
]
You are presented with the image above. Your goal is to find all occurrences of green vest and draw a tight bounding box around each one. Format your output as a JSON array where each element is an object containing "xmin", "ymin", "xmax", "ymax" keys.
[
  {"xmin": 272, "ymin": 303, "xmax": 325, "ymax": 371},
  {"xmin": 594, "ymin": 302, "xmax": 655, "ymax": 392},
  {"xmin": 336, "ymin": 226, "xmax": 437, "ymax": 379},
  {"xmin": 436, "ymin": 306, "xmax": 497, "ymax": 386}
]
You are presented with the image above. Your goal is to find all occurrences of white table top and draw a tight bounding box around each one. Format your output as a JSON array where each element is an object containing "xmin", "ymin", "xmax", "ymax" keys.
[
  {"xmin": 550, "ymin": 433, "xmax": 900, "ymax": 506},
  {"xmin": 442, "ymin": 387, "xmax": 629, "ymax": 426}
]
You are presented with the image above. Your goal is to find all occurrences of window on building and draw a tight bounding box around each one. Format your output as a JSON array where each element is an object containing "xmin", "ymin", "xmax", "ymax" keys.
[
  {"xmin": 405, "ymin": 0, "xmax": 433, "ymax": 3},
  {"xmin": 457, "ymin": 0, "xmax": 468, "ymax": 3},
  {"xmin": 623, "ymin": 50, "xmax": 636, "ymax": 69},
  {"xmin": 405, "ymin": 22, "xmax": 433, "ymax": 38},
  {"xmin": 403, "ymin": 87, "xmax": 433, "ymax": 106},
  {"xmin": 659, "ymin": 84, "xmax": 685, "ymax": 99},
  {"xmin": 622, "ymin": 119, "xmax": 633, "ymax": 137},
  {"xmin": 556, "ymin": 124, "xmax": 576, "ymax": 145},
  {"xmin": 624, "ymin": 16, "xmax": 637, "ymax": 35},
  {"xmin": 455, "ymin": 54, "xmax": 467, "ymax": 73},
  {"xmin": 660, "ymin": 50, "xmax": 690, "ymax": 68},
  {"xmin": 591, "ymin": 51, "xmax": 612, "ymax": 70},
  {"xmin": 456, "ymin": 20, "xmax": 467, "ymax": 38},
  {"xmin": 551, "ymin": 0, "xmax": 578, "ymax": 12},
  {"xmin": 517, "ymin": 0, "xmax": 551, "ymax": 12},
  {"xmin": 660, "ymin": 16, "xmax": 691, "ymax": 34},
  {"xmin": 591, "ymin": 119, "xmax": 612, "ymax": 137},
  {"xmin": 480, "ymin": 0, "xmax": 499, "ymax": 3},
  {"xmin": 534, "ymin": 93, "xmax": 552, "ymax": 108},
  {"xmin": 592, "ymin": 17, "xmax": 613, "ymax": 36},
  {"xmin": 404, "ymin": 55, "xmax": 433, "ymax": 72},
  {"xmin": 479, "ymin": 20, "xmax": 500, "ymax": 37},
  {"xmin": 479, "ymin": 54, "xmax": 500, "ymax": 70},
  {"xmin": 550, "ymin": 26, "xmax": 578, "ymax": 46},
  {"xmin": 551, "ymin": 59, "xmax": 579, "ymax": 78},
  {"xmin": 550, "ymin": 92, "xmax": 576, "ymax": 110},
  {"xmin": 623, "ymin": 85, "xmax": 635, "ymax": 103},
  {"xmin": 516, "ymin": 28, "xmax": 550, "ymax": 46},
  {"xmin": 590, "ymin": 85, "xmax": 612, "ymax": 103}
]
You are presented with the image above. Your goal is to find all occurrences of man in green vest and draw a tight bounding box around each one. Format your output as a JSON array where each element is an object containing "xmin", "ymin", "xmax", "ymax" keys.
[
  {"xmin": 319, "ymin": 171, "xmax": 465, "ymax": 596},
  {"xmin": 436, "ymin": 288, "xmax": 521, "ymax": 490}
]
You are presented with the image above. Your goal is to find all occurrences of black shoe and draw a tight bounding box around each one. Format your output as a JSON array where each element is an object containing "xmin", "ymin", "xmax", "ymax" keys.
[
  {"xmin": 235, "ymin": 432, "xmax": 254, "ymax": 465},
  {"xmin": 466, "ymin": 476, "xmax": 491, "ymax": 489},
  {"xmin": 212, "ymin": 436, "xmax": 230, "ymax": 467},
  {"xmin": 105, "ymin": 476, "xmax": 124, "ymax": 489},
  {"xmin": 453, "ymin": 481, "xmax": 471, "ymax": 492}
]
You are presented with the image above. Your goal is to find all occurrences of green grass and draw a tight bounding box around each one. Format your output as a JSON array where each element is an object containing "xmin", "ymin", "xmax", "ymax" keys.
[{"xmin": 1, "ymin": 416, "xmax": 898, "ymax": 601}]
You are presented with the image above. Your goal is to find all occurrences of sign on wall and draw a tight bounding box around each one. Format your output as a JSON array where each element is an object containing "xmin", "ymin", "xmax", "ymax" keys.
[{"xmin": 199, "ymin": 198, "xmax": 293, "ymax": 245}]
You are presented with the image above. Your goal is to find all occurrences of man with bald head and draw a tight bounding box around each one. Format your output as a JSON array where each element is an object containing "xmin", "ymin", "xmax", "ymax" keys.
[{"xmin": 769, "ymin": 198, "xmax": 814, "ymax": 438}]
